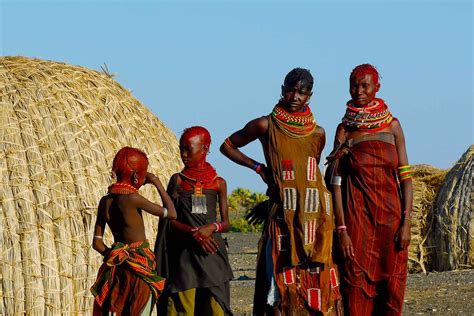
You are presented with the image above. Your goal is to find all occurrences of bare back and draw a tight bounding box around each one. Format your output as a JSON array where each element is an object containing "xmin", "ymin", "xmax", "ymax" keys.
[{"xmin": 99, "ymin": 193, "xmax": 147, "ymax": 243}]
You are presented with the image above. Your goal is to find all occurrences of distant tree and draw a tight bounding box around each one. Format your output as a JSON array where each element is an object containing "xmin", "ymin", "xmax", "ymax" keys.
[{"xmin": 227, "ymin": 188, "xmax": 267, "ymax": 232}]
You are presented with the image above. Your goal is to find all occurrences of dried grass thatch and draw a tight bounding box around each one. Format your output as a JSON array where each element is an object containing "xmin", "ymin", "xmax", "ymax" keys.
[
  {"xmin": 427, "ymin": 145, "xmax": 474, "ymax": 271},
  {"xmin": 0, "ymin": 56, "xmax": 182, "ymax": 315},
  {"xmin": 409, "ymin": 164, "xmax": 448, "ymax": 273}
]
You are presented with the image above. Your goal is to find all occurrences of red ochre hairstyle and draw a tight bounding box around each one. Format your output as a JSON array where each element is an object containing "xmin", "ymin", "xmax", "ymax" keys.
[
  {"xmin": 350, "ymin": 64, "xmax": 380, "ymax": 84},
  {"xmin": 181, "ymin": 126, "xmax": 211, "ymax": 152},
  {"xmin": 112, "ymin": 147, "xmax": 149, "ymax": 182}
]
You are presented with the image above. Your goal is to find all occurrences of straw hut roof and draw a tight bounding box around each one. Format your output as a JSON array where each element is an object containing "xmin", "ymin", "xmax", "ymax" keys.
[
  {"xmin": 427, "ymin": 145, "xmax": 474, "ymax": 271},
  {"xmin": 0, "ymin": 56, "xmax": 182, "ymax": 314}
]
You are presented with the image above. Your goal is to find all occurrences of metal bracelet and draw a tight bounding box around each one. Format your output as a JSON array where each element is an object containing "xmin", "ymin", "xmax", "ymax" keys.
[{"xmin": 330, "ymin": 176, "xmax": 342, "ymax": 186}]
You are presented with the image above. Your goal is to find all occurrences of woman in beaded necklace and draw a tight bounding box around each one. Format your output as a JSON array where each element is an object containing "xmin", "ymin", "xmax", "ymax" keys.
[
  {"xmin": 155, "ymin": 126, "xmax": 233, "ymax": 315},
  {"xmin": 221, "ymin": 68, "xmax": 343, "ymax": 315},
  {"xmin": 326, "ymin": 64, "xmax": 413, "ymax": 315},
  {"xmin": 91, "ymin": 147, "xmax": 177, "ymax": 315}
]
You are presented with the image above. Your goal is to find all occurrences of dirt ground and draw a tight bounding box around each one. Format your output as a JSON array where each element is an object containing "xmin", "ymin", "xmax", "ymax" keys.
[{"xmin": 224, "ymin": 233, "xmax": 474, "ymax": 315}]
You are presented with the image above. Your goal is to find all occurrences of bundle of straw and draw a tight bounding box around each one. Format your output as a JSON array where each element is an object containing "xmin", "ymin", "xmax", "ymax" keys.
[
  {"xmin": 0, "ymin": 56, "xmax": 182, "ymax": 315},
  {"xmin": 409, "ymin": 164, "xmax": 448, "ymax": 273}
]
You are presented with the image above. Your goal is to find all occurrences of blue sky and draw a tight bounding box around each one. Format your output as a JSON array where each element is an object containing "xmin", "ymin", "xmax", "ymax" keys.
[{"xmin": 1, "ymin": 0, "xmax": 472, "ymax": 192}]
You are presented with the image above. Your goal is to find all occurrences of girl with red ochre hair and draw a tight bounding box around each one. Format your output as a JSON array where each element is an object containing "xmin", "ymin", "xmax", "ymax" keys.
[
  {"xmin": 91, "ymin": 147, "xmax": 177, "ymax": 315},
  {"xmin": 155, "ymin": 127, "xmax": 233, "ymax": 315},
  {"xmin": 326, "ymin": 64, "xmax": 412, "ymax": 315}
]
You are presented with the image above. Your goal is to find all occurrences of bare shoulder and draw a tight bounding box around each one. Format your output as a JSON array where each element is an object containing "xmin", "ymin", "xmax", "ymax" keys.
[
  {"xmin": 215, "ymin": 176, "xmax": 228, "ymax": 191},
  {"xmin": 97, "ymin": 195, "xmax": 108, "ymax": 213},
  {"xmin": 315, "ymin": 125, "xmax": 326, "ymax": 136},
  {"xmin": 125, "ymin": 192, "xmax": 146, "ymax": 207},
  {"xmin": 244, "ymin": 116, "xmax": 269, "ymax": 135},
  {"xmin": 389, "ymin": 118, "xmax": 404, "ymax": 137}
]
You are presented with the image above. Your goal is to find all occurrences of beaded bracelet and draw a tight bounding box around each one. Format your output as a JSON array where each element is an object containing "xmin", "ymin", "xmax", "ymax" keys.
[
  {"xmin": 252, "ymin": 162, "xmax": 263, "ymax": 174},
  {"xmin": 213, "ymin": 222, "xmax": 223, "ymax": 233},
  {"xmin": 224, "ymin": 137, "xmax": 237, "ymax": 149},
  {"xmin": 398, "ymin": 165, "xmax": 413, "ymax": 181}
]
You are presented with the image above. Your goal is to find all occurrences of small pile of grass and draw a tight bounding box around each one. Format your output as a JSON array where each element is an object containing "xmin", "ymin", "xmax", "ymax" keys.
[{"xmin": 409, "ymin": 164, "xmax": 448, "ymax": 273}]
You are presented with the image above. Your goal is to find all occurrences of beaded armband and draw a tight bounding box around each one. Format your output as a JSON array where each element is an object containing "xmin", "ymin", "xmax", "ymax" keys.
[
  {"xmin": 398, "ymin": 165, "xmax": 413, "ymax": 181},
  {"xmin": 224, "ymin": 137, "xmax": 237, "ymax": 149}
]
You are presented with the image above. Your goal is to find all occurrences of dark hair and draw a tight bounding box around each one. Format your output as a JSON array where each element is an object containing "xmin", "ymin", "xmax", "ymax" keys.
[
  {"xmin": 283, "ymin": 68, "xmax": 314, "ymax": 91},
  {"xmin": 350, "ymin": 64, "xmax": 380, "ymax": 84}
]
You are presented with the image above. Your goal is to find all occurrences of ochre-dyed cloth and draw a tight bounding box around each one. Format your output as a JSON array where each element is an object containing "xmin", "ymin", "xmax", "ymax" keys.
[
  {"xmin": 166, "ymin": 287, "xmax": 226, "ymax": 316},
  {"xmin": 155, "ymin": 174, "xmax": 233, "ymax": 315},
  {"xmin": 253, "ymin": 110, "xmax": 343, "ymax": 315},
  {"xmin": 91, "ymin": 240, "xmax": 165, "ymax": 315},
  {"xmin": 329, "ymin": 132, "xmax": 408, "ymax": 315}
]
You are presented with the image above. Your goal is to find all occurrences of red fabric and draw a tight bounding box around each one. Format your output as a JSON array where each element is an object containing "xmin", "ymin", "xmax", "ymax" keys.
[
  {"xmin": 339, "ymin": 139, "xmax": 408, "ymax": 315},
  {"xmin": 92, "ymin": 268, "xmax": 152, "ymax": 315}
]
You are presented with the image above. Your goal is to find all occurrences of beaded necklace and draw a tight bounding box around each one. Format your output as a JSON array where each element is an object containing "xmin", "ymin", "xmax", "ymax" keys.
[
  {"xmin": 342, "ymin": 98, "xmax": 393, "ymax": 132},
  {"xmin": 179, "ymin": 162, "xmax": 218, "ymax": 192},
  {"xmin": 271, "ymin": 102, "xmax": 317, "ymax": 138},
  {"xmin": 108, "ymin": 182, "xmax": 138, "ymax": 194}
]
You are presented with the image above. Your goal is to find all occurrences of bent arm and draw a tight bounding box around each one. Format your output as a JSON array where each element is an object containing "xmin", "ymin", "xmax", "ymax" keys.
[
  {"xmin": 220, "ymin": 117, "xmax": 268, "ymax": 171},
  {"xmin": 133, "ymin": 174, "xmax": 177, "ymax": 220}
]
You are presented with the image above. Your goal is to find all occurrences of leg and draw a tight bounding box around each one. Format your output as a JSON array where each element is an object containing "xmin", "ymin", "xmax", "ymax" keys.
[
  {"xmin": 343, "ymin": 286, "xmax": 374, "ymax": 316},
  {"xmin": 166, "ymin": 288, "xmax": 196, "ymax": 316},
  {"xmin": 195, "ymin": 288, "xmax": 225, "ymax": 316},
  {"xmin": 375, "ymin": 275, "xmax": 406, "ymax": 316}
]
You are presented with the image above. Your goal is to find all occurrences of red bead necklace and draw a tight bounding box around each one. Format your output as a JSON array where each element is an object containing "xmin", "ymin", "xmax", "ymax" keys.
[{"xmin": 108, "ymin": 182, "xmax": 138, "ymax": 194}]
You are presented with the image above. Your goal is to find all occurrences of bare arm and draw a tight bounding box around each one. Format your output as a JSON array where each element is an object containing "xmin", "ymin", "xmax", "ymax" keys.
[
  {"xmin": 330, "ymin": 124, "xmax": 354, "ymax": 260},
  {"xmin": 315, "ymin": 126, "xmax": 326, "ymax": 164},
  {"xmin": 92, "ymin": 197, "xmax": 111, "ymax": 256},
  {"xmin": 131, "ymin": 173, "xmax": 177, "ymax": 220},
  {"xmin": 391, "ymin": 119, "xmax": 412, "ymax": 250},
  {"xmin": 220, "ymin": 116, "xmax": 270, "ymax": 183}
]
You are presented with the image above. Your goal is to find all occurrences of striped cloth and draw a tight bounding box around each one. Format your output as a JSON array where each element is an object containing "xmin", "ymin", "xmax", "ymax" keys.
[{"xmin": 91, "ymin": 240, "xmax": 165, "ymax": 307}]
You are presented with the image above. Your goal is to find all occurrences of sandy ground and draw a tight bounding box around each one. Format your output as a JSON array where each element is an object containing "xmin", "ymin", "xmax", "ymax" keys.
[{"xmin": 224, "ymin": 233, "xmax": 474, "ymax": 315}]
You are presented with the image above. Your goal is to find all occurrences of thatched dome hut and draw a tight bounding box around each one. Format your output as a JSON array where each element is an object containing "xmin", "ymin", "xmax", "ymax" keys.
[
  {"xmin": 427, "ymin": 145, "xmax": 474, "ymax": 271},
  {"xmin": 0, "ymin": 56, "xmax": 182, "ymax": 314},
  {"xmin": 408, "ymin": 165, "xmax": 448, "ymax": 273}
]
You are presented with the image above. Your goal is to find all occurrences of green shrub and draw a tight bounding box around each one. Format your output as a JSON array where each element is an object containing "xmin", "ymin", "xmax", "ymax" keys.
[
  {"xmin": 227, "ymin": 188, "xmax": 267, "ymax": 233},
  {"xmin": 229, "ymin": 217, "xmax": 263, "ymax": 233}
]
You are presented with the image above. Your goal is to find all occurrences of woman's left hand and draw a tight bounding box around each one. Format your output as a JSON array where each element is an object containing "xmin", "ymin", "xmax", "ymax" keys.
[
  {"xmin": 395, "ymin": 221, "xmax": 411, "ymax": 250},
  {"xmin": 191, "ymin": 224, "xmax": 216, "ymax": 242}
]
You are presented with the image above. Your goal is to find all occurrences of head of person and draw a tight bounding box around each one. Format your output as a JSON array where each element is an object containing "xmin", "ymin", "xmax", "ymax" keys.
[
  {"xmin": 112, "ymin": 147, "xmax": 149, "ymax": 188},
  {"xmin": 281, "ymin": 67, "xmax": 314, "ymax": 113},
  {"xmin": 349, "ymin": 64, "xmax": 380, "ymax": 107},
  {"xmin": 179, "ymin": 126, "xmax": 211, "ymax": 168}
]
